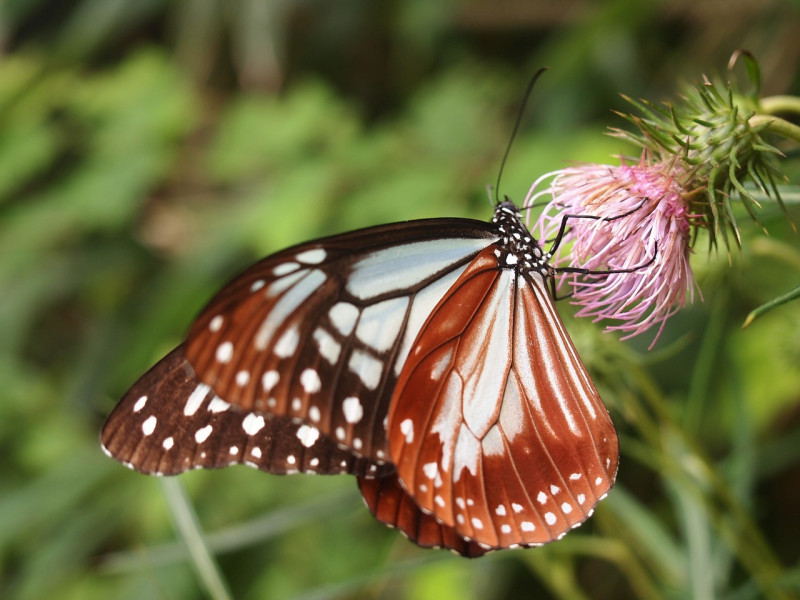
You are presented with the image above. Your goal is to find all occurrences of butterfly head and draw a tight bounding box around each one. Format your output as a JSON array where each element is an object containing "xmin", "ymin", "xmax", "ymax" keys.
[{"xmin": 492, "ymin": 200, "xmax": 554, "ymax": 278}]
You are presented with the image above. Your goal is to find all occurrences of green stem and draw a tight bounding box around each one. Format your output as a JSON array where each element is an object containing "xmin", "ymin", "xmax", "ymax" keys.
[
  {"xmin": 749, "ymin": 114, "xmax": 800, "ymax": 144},
  {"xmin": 161, "ymin": 478, "xmax": 233, "ymax": 600},
  {"xmin": 759, "ymin": 95, "xmax": 800, "ymax": 116}
]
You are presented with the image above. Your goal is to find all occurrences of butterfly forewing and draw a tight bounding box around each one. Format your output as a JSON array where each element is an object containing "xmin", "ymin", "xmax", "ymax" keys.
[
  {"xmin": 184, "ymin": 220, "xmax": 499, "ymax": 462},
  {"xmin": 101, "ymin": 345, "xmax": 391, "ymax": 478},
  {"xmin": 388, "ymin": 231, "xmax": 618, "ymax": 547}
]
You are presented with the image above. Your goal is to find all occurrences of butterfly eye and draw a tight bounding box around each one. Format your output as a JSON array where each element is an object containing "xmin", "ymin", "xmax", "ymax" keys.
[{"xmin": 101, "ymin": 202, "xmax": 617, "ymax": 555}]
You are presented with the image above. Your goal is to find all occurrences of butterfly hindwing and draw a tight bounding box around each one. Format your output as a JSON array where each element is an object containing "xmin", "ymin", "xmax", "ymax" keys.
[
  {"xmin": 357, "ymin": 474, "xmax": 487, "ymax": 557},
  {"xmin": 184, "ymin": 219, "xmax": 499, "ymax": 463},
  {"xmin": 101, "ymin": 345, "xmax": 391, "ymax": 478}
]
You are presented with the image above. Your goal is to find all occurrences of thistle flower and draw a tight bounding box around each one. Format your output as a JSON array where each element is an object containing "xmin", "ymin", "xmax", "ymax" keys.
[
  {"xmin": 528, "ymin": 157, "xmax": 697, "ymax": 346},
  {"xmin": 525, "ymin": 54, "xmax": 800, "ymax": 343}
]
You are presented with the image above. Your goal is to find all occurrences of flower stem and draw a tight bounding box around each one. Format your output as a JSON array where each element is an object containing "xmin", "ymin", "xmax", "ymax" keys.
[
  {"xmin": 748, "ymin": 114, "xmax": 800, "ymax": 144},
  {"xmin": 759, "ymin": 95, "xmax": 800, "ymax": 116}
]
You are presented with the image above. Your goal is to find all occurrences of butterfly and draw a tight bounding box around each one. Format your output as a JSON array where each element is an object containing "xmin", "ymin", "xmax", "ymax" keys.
[{"xmin": 101, "ymin": 200, "xmax": 618, "ymax": 557}]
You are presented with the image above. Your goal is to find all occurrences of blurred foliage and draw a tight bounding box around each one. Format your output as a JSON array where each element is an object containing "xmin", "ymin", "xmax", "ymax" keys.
[{"xmin": 1, "ymin": 1, "xmax": 799, "ymax": 599}]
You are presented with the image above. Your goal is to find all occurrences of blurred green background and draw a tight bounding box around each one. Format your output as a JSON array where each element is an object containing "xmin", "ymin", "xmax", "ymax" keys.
[{"xmin": 2, "ymin": 1, "xmax": 800, "ymax": 599}]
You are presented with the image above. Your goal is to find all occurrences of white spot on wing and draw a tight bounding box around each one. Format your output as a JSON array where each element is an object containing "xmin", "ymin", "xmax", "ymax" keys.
[
  {"xmin": 250, "ymin": 279, "xmax": 265, "ymax": 292},
  {"xmin": 162, "ymin": 436, "xmax": 174, "ymax": 450},
  {"xmin": 399, "ymin": 418, "xmax": 414, "ymax": 443},
  {"xmin": 216, "ymin": 341, "xmax": 233, "ymax": 363},
  {"xmin": 308, "ymin": 406, "xmax": 321, "ymax": 422},
  {"xmin": 254, "ymin": 270, "xmax": 325, "ymax": 348},
  {"xmin": 346, "ymin": 238, "xmax": 490, "ymax": 300},
  {"xmin": 501, "ymin": 524, "xmax": 512, "ymax": 534},
  {"xmin": 550, "ymin": 484, "xmax": 560, "ymax": 495},
  {"xmin": 262, "ymin": 370, "xmax": 279, "ymax": 392},
  {"xmin": 544, "ymin": 512, "xmax": 557, "ymax": 526},
  {"xmin": 471, "ymin": 517, "xmax": 483, "ymax": 529},
  {"xmin": 184, "ymin": 383, "xmax": 210, "ymax": 416},
  {"xmin": 207, "ymin": 397, "xmax": 230, "ymax": 413},
  {"xmin": 422, "ymin": 462, "xmax": 438, "ymax": 479},
  {"xmin": 242, "ymin": 413, "xmax": 266, "ymax": 435},
  {"xmin": 274, "ymin": 326, "xmax": 300, "ymax": 358},
  {"xmin": 329, "ymin": 302, "xmax": 359, "ymax": 336},
  {"xmin": 141, "ymin": 415, "xmax": 157, "ymax": 436},
  {"xmin": 561, "ymin": 502, "xmax": 572, "ymax": 514},
  {"xmin": 355, "ymin": 297, "xmax": 409, "ymax": 353},
  {"xmin": 521, "ymin": 521, "xmax": 535, "ymax": 531},
  {"xmin": 313, "ymin": 328, "xmax": 341, "ymax": 364},
  {"xmin": 195, "ymin": 425, "xmax": 213, "ymax": 443},
  {"xmin": 296, "ymin": 248, "xmax": 326, "ymax": 264},
  {"xmin": 251, "ymin": 447, "xmax": 262, "ymax": 458},
  {"xmin": 235, "ymin": 370, "xmax": 250, "ymax": 387},
  {"xmin": 495, "ymin": 504, "xmax": 507, "ymax": 516},
  {"xmin": 434, "ymin": 495, "xmax": 445, "ymax": 508},
  {"xmin": 512, "ymin": 502, "xmax": 524, "ymax": 513},
  {"xmin": 209, "ymin": 315, "xmax": 224, "ymax": 332},
  {"xmin": 342, "ymin": 396, "xmax": 363, "ymax": 424},
  {"xmin": 577, "ymin": 494, "xmax": 586, "ymax": 505},
  {"xmin": 595, "ymin": 477, "xmax": 603, "ymax": 486},
  {"xmin": 133, "ymin": 395, "xmax": 148, "ymax": 412},
  {"xmin": 273, "ymin": 262, "xmax": 299, "ymax": 276},
  {"xmin": 296, "ymin": 425, "xmax": 320, "ymax": 448},
  {"xmin": 348, "ymin": 349, "xmax": 382, "ymax": 390},
  {"xmin": 300, "ymin": 368, "xmax": 321, "ymax": 394}
]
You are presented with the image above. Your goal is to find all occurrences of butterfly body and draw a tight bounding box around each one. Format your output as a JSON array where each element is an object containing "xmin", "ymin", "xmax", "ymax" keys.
[{"xmin": 102, "ymin": 201, "xmax": 617, "ymax": 556}]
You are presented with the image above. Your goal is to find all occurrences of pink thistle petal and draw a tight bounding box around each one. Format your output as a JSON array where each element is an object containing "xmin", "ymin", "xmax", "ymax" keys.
[{"xmin": 524, "ymin": 158, "xmax": 697, "ymax": 347}]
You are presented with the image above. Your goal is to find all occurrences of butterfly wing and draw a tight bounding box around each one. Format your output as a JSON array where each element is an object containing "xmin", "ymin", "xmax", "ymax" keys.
[
  {"xmin": 387, "ymin": 246, "xmax": 618, "ymax": 548},
  {"xmin": 357, "ymin": 474, "xmax": 487, "ymax": 557},
  {"xmin": 101, "ymin": 345, "xmax": 391, "ymax": 477},
  {"xmin": 184, "ymin": 219, "xmax": 499, "ymax": 463}
]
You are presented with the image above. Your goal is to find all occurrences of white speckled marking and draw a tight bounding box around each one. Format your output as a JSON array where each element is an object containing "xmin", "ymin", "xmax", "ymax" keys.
[
  {"xmin": 184, "ymin": 383, "xmax": 210, "ymax": 416},
  {"xmin": 512, "ymin": 502, "xmax": 524, "ymax": 513},
  {"xmin": 422, "ymin": 462, "xmax": 438, "ymax": 479},
  {"xmin": 335, "ymin": 426, "xmax": 345, "ymax": 440},
  {"xmin": 209, "ymin": 315, "xmax": 224, "ymax": 332},
  {"xmin": 577, "ymin": 494, "xmax": 586, "ymax": 505},
  {"xmin": 296, "ymin": 248, "xmax": 326, "ymax": 264},
  {"xmin": 342, "ymin": 396, "xmax": 363, "ymax": 424},
  {"xmin": 471, "ymin": 517, "xmax": 483, "ymax": 530},
  {"xmin": 561, "ymin": 502, "xmax": 572, "ymax": 514},
  {"xmin": 570, "ymin": 473, "xmax": 582, "ymax": 480},
  {"xmin": 142, "ymin": 415, "xmax": 157, "ymax": 436},
  {"xmin": 300, "ymin": 368, "xmax": 321, "ymax": 394},
  {"xmin": 308, "ymin": 406, "xmax": 321, "ymax": 422},
  {"xmin": 195, "ymin": 425, "xmax": 213, "ymax": 443},
  {"xmin": 521, "ymin": 521, "xmax": 535, "ymax": 532},
  {"xmin": 273, "ymin": 262, "xmax": 299, "ymax": 276},
  {"xmin": 313, "ymin": 328, "xmax": 341, "ymax": 364},
  {"xmin": 328, "ymin": 302, "xmax": 359, "ymax": 336},
  {"xmin": 287, "ymin": 455, "xmax": 296, "ymax": 465},
  {"xmin": 229, "ymin": 446, "xmax": 239, "ymax": 455},
  {"xmin": 133, "ymin": 395, "xmax": 147, "ymax": 412},
  {"xmin": 544, "ymin": 512, "xmax": 557, "ymax": 526},
  {"xmin": 262, "ymin": 370, "xmax": 279, "ymax": 392},
  {"xmin": 242, "ymin": 413, "xmax": 266, "ymax": 435},
  {"xmin": 296, "ymin": 425, "xmax": 320, "ymax": 448},
  {"xmin": 207, "ymin": 396, "xmax": 230, "ymax": 413},
  {"xmin": 309, "ymin": 457, "xmax": 319, "ymax": 467},
  {"xmin": 550, "ymin": 484, "xmax": 560, "ymax": 495},
  {"xmin": 400, "ymin": 418, "xmax": 414, "ymax": 443},
  {"xmin": 235, "ymin": 370, "xmax": 250, "ymax": 386},
  {"xmin": 537, "ymin": 491, "xmax": 547, "ymax": 504},
  {"xmin": 495, "ymin": 504, "xmax": 507, "ymax": 516},
  {"xmin": 162, "ymin": 436, "xmax": 174, "ymax": 450},
  {"xmin": 216, "ymin": 341, "xmax": 234, "ymax": 363},
  {"xmin": 501, "ymin": 524, "xmax": 512, "ymax": 534},
  {"xmin": 251, "ymin": 447, "xmax": 262, "ymax": 458},
  {"xmin": 274, "ymin": 326, "xmax": 299, "ymax": 358},
  {"xmin": 353, "ymin": 437, "xmax": 362, "ymax": 450},
  {"xmin": 595, "ymin": 477, "xmax": 603, "ymax": 486},
  {"xmin": 434, "ymin": 495, "xmax": 445, "ymax": 508},
  {"xmin": 250, "ymin": 279, "xmax": 265, "ymax": 292}
]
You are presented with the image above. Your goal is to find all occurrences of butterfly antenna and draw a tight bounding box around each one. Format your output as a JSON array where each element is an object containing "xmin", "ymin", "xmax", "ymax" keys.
[{"xmin": 494, "ymin": 67, "xmax": 549, "ymax": 205}]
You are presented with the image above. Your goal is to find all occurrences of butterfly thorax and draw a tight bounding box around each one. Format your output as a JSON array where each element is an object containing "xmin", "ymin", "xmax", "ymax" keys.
[{"xmin": 492, "ymin": 201, "xmax": 553, "ymax": 279}]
